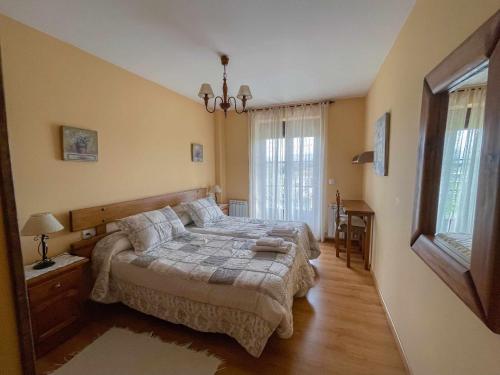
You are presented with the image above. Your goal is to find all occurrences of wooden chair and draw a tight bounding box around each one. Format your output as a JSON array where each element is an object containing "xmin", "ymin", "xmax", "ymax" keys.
[{"xmin": 334, "ymin": 190, "xmax": 366, "ymax": 261}]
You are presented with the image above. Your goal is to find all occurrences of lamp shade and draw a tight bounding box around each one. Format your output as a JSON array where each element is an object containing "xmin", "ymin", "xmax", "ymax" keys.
[
  {"xmin": 21, "ymin": 213, "xmax": 64, "ymax": 236},
  {"xmin": 198, "ymin": 83, "xmax": 214, "ymax": 99},
  {"xmin": 212, "ymin": 185, "xmax": 222, "ymax": 194},
  {"xmin": 237, "ymin": 85, "xmax": 252, "ymax": 100}
]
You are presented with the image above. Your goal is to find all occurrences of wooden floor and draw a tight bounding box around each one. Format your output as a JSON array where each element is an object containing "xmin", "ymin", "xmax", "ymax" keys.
[{"xmin": 37, "ymin": 242, "xmax": 407, "ymax": 375}]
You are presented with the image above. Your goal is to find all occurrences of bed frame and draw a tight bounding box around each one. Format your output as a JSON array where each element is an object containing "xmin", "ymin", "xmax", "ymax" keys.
[{"xmin": 69, "ymin": 187, "xmax": 207, "ymax": 258}]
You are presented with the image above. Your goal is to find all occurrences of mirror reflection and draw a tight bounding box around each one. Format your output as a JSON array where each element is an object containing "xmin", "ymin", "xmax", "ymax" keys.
[{"xmin": 435, "ymin": 64, "xmax": 488, "ymax": 266}]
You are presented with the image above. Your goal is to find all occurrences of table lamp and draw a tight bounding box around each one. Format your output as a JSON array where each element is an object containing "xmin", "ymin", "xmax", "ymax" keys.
[{"xmin": 21, "ymin": 213, "xmax": 64, "ymax": 270}]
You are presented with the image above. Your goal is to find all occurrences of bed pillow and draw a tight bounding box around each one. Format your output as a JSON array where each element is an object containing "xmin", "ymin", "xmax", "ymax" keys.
[
  {"xmin": 173, "ymin": 204, "xmax": 193, "ymax": 226},
  {"xmin": 116, "ymin": 206, "xmax": 185, "ymax": 253},
  {"xmin": 184, "ymin": 197, "xmax": 224, "ymax": 227},
  {"xmin": 162, "ymin": 206, "xmax": 188, "ymax": 236}
]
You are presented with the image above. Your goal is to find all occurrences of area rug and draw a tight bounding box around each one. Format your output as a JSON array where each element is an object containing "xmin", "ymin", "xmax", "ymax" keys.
[{"xmin": 50, "ymin": 327, "xmax": 223, "ymax": 375}]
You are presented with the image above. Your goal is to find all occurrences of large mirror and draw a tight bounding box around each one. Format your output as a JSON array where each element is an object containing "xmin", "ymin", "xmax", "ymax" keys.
[
  {"xmin": 434, "ymin": 63, "xmax": 488, "ymax": 267},
  {"xmin": 411, "ymin": 10, "xmax": 500, "ymax": 333}
]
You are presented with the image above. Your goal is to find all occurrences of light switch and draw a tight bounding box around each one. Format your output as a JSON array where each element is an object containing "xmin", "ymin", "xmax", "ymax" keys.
[
  {"xmin": 82, "ymin": 228, "xmax": 96, "ymax": 239},
  {"xmin": 328, "ymin": 178, "xmax": 336, "ymax": 185}
]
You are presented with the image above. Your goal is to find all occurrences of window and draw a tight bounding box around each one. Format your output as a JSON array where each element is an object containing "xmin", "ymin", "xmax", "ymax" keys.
[
  {"xmin": 434, "ymin": 84, "xmax": 486, "ymax": 266},
  {"xmin": 250, "ymin": 104, "xmax": 327, "ymax": 238}
]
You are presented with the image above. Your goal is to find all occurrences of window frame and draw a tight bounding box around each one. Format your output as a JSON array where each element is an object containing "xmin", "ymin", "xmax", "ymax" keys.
[{"xmin": 411, "ymin": 10, "xmax": 500, "ymax": 331}]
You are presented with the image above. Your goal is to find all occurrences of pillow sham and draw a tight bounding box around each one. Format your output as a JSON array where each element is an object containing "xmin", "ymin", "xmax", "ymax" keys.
[
  {"xmin": 173, "ymin": 204, "xmax": 193, "ymax": 226},
  {"xmin": 116, "ymin": 206, "xmax": 185, "ymax": 253},
  {"xmin": 184, "ymin": 197, "xmax": 224, "ymax": 227},
  {"xmin": 162, "ymin": 205, "xmax": 187, "ymax": 236}
]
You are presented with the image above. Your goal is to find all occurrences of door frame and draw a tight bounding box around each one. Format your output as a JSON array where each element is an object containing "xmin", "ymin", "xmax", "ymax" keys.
[{"xmin": 0, "ymin": 48, "xmax": 36, "ymax": 373}]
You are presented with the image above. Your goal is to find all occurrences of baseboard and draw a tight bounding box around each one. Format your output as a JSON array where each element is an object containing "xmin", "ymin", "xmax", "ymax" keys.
[{"xmin": 371, "ymin": 271, "xmax": 412, "ymax": 375}]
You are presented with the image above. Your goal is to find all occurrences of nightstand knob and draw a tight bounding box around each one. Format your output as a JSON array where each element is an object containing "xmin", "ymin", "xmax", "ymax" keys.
[{"xmin": 53, "ymin": 282, "xmax": 62, "ymax": 289}]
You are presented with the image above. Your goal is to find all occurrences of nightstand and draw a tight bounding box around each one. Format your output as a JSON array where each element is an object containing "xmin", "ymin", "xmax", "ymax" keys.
[
  {"xmin": 218, "ymin": 203, "xmax": 229, "ymax": 215},
  {"xmin": 25, "ymin": 253, "xmax": 90, "ymax": 357}
]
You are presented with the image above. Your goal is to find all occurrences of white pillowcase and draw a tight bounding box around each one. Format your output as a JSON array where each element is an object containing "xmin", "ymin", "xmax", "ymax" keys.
[
  {"xmin": 184, "ymin": 197, "xmax": 224, "ymax": 227},
  {"xmin": 172, "ymin": 204, "xmax": 193, "ymax": 226},
  {"xmin": 116, "ymin": 206, "xmax": 185, "ymax": 254},
  {"xmin": 162, "ymin": 206, "xmax": 187, "ymax": 236}
]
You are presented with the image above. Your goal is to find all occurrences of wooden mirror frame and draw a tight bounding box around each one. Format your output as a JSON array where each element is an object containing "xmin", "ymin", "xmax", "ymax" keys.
[
  {"xmin": 0, "ymin": 48, "xmax": 36, "ymax": 372},
  {"xmin": 411, "ymin": 10, "xmax": 500, "ymax": 332}
]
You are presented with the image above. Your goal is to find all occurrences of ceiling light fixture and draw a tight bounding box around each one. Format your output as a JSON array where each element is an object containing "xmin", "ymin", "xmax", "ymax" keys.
[{"xmin": 198, "ymin": 55, "xmax": 252, "ymax": 117}]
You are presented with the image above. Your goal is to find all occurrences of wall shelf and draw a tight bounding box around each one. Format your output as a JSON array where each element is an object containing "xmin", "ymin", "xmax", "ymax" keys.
[{"xmin": 352, "ymin": 151, "xmax": 374, "ymax": 164}]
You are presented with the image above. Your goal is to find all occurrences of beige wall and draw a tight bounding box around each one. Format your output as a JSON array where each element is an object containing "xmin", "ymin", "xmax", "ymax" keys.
[
  {"xmin": 223, "ymin": 111, "xmax": 249, "ymax": 201},
  {"xmin": 0, "ymin": 198, "xmax": 22, "ymax": 375},
  {"xmin": 0, "ymin": 15, "xmax": 216, "ymax": 264},
  {"xmin": 362, "ymin": 1, "xmax": 500, "ymax": 374},
  {"xmin": 214, "ymin": 111, "xmax": 227, "ymax": 202},
  {"xmin": 223, "ymin": 98, "xmax": 366, "ymax": 204},
  {"xmin": 327, "ymin": 98, "xmax": 365, "ymax": 202}
]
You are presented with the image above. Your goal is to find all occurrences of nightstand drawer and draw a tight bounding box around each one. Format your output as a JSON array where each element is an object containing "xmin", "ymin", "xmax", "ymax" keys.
[
  {"xmin": 32, "ymin": 289, "xmax": 80, "ymax": 339},
  {"xmin": 25, "ymin": 255, "xmax": 90, "ymax": 357},
  {"xmin": 28, "ymin": 267, "xmax": 81, "ymax": 305},
  {"xmin": 31, "ymin": 288, "xmax": 83, "ymax": 357}
]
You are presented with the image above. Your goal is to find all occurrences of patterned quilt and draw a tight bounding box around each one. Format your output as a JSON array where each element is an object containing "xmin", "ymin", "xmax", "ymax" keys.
[
  {"xmin": 187, "ymin": 216, "xmax": 321, "ymax": 259},
  {"xmin": 91, "ymin": 230, "xmax": 315, "ymax": 356}
]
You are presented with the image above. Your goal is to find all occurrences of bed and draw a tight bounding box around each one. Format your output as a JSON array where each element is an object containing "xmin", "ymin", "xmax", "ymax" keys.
[
  {"xmin": 69, "ymin": 189, "xmax": 316, "ymax": 357},
  {"xmin": 186, "ymin": 216, "xmax": 321, "ymax": 260}
]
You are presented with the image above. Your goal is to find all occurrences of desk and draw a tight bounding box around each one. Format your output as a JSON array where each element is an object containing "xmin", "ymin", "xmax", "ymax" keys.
[{"xmin": 342, "ymin": 200, "xmax": 374, "ymax": 269}]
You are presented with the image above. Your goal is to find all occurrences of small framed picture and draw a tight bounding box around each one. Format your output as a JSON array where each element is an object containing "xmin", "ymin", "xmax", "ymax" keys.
[
  {"xmin": 61, "ymin": 126, "xmax": 98, "ymax": 161},
  {"xmin": 191, "ymin": 143, "xmax": 203, "ymax": 162}
]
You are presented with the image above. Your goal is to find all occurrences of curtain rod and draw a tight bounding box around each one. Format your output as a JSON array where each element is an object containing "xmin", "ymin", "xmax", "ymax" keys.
[
  {"xmin": 452, "ymin": 83, "xmax": 487, "ymax": 93},
  {"xmin": 248, "ymin": 99, "xmax": 335, "ymax": 112}
]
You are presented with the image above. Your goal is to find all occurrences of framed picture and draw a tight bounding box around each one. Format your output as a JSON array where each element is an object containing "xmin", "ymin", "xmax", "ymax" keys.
[
  {"xmin": 61, "ymin": 126, "xmax": 98, "ymax": 161},
  {"xmin": 373, "ymin": 112, "xmax": 390, "ymax": 176},
  {"xmin": 191, "ymin": 143, "xmax": 203, "ymax": 162}
]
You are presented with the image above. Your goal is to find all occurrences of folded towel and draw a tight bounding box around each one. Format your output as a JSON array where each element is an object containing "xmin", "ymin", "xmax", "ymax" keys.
[
  {"xmin": 274, "ymin": 225, "xmax": 294, "ymax": 231},
  {"xmin": 251, "ymin": 244, "xmax": 290, "ymax": 254},
  {"xmin": 256, "ymin": 237, "xmax": 284, "ymax": 247},
  {"xmin": 267, "ymin": 229, "xmax": 298, "ymax": 237}
]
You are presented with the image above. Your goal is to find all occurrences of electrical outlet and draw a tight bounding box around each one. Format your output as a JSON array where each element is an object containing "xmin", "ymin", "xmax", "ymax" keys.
[{"xmin": 82, "ymin": 228, "xmax": 96, "ymax": 240}]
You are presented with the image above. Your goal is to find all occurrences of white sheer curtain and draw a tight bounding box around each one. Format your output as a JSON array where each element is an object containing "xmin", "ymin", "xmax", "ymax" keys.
[
  {"xmin": 249, "ymin": 103, "xmax": 328, "ymax": 239},
  {"xmin": 249, "ymin": 108, "xmax": 284, "ymax": 221},
  {"xmin": 436, "ymin": 87, "xmax": 486, "ymax": 234}
]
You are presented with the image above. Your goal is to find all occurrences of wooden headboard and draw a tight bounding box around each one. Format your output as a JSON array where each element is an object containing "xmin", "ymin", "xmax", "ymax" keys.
[{"xmin": 69, "ymin": 187, "xmax": 207, "ymax": 257}]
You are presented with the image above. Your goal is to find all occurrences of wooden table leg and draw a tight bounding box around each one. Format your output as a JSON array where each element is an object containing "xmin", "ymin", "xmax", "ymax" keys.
[
  {"xmin": 335, "ymin": 222, "xmax": 340, "ymax": 258},
  {"xmin": 364, "ymin": 215, "xmax": 372, "ymax": 270},
  {"xmin": 347, "ymin": 214, "xmax": 352, "ymax": 268}
]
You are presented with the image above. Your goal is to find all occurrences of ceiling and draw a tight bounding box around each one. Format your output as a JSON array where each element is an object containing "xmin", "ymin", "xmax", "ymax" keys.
[{"xmin": 0, "ymin": 0, "xmax": 414, "ymax": 107}]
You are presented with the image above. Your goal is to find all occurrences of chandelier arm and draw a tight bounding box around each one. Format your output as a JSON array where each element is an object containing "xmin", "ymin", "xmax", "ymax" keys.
[
  {"xmin": 229, "ymin": 96, "xmax": 246, "ymax": 114},
  {"xmin": 205, "ymin": 96, "xmax": 223, "ymax": 113}
]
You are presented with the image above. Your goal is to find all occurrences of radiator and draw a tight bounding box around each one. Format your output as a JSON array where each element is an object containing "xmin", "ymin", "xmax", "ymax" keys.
[{"xmin": 229, "ymin": 200, "xmax": 249, "ymax": 217}]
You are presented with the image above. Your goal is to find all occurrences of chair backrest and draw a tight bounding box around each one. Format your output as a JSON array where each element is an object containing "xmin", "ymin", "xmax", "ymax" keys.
[{"xmin": 336, "ymin": 190, "xmax": 341, "ymax": 228}]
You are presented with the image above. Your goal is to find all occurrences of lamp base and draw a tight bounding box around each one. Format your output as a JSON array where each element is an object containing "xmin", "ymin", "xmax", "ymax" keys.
[{"xmin": 33, "ymin": 259, "xmax": 55, "ymax": 270}]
